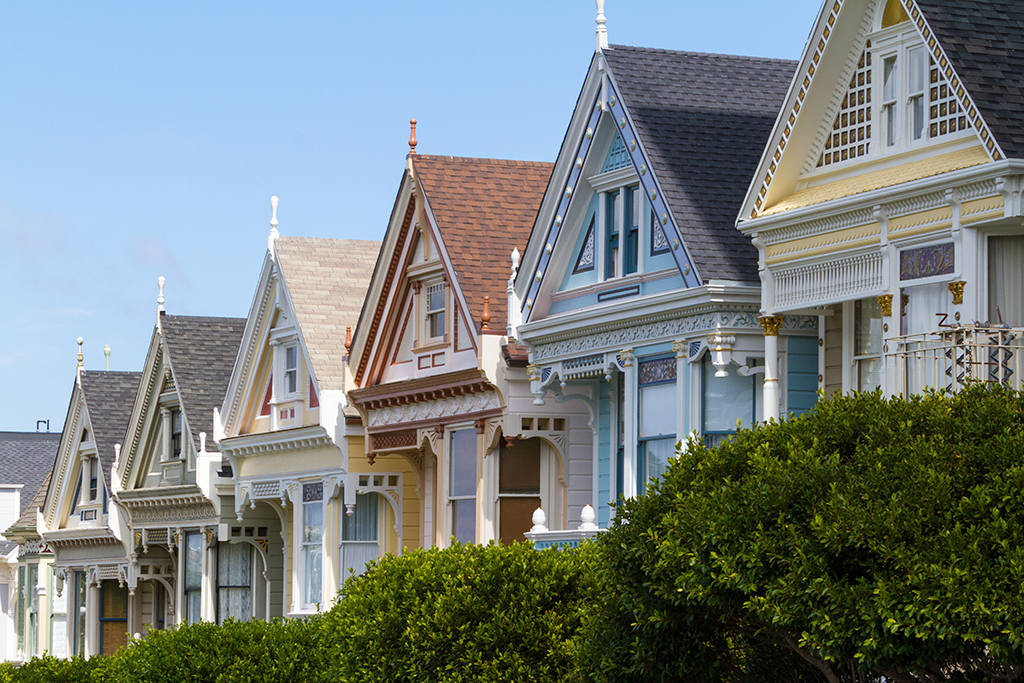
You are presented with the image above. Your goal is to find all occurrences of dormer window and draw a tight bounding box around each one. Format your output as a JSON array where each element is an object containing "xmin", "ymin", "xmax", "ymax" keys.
[
  {"xmin": 170, "ymin": 409, "xmax": 182, "ymax": 459},
  {"xmin": 88, "ymin": 458, "xmax": 98, "ymax": 501},
  {"xmin": 284, "ymin": 345, "xmax": 298, "ymax": 395},
  {"xmin": 426, "ymin": 282, "xmax": 446, "ymax": 340},
  {"xmin": 603, "ymin": 185, "xmax": 640, "ymax": 280}
]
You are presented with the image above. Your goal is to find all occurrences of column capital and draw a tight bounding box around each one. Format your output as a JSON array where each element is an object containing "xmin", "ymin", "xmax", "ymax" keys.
[
  {"xmin": 877, "ymin": 294, "xmax": 894, "ymax": 317},
  {"xmin": 672, "ymin": 340, "xmax": 688, "ymax": 358},
  {"xmin": 757, "ymin": 315, "xmax": 785, "ymax": 337},
  {"xmin": 948, "ymin": 280, "xmax": 965, "ymax": 305}
]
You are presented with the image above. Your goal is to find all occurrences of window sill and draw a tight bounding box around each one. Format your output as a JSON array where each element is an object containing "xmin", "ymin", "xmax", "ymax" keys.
[{"xmin": 414, "ymin": 340, "xmax": 448, "ymax": 354}]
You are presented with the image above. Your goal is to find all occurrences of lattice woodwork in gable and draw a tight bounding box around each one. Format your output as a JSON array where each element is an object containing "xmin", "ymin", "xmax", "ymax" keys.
[{"xmin": 817, "ymin": 46, "xmax": 873, "ymax": 168}]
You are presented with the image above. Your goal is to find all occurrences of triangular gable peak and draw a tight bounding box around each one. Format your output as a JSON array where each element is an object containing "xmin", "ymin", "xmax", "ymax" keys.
[
  {"xmin": 219, "ymin": 249, "xmax": 326, "ymax": 439},
  {"xmin": 352, "ymin": 155, "xmax": 549, "ymax": 389},
  {"xmin": 741, "ymin": 0, "xmax": 1003, "ymax": 222},
  {"xmin": 43, "ymin": 371, "xmax": 141, "ymax": 532},
  {"xmin": 518, "ymin": 46, "xmax": 793, "ymax": 325},
  {"xmin": 117, "ymin": 315, "xmax": 244, "ymax": 492}
]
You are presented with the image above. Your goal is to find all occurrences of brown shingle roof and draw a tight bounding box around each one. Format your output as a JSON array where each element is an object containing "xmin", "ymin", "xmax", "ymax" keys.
[
  {"xmin": 275, "ymin": 237, "xmax": 381, "ymax": 391},
  {"xmin": 413, "ymin": 156, "xmax": 552, "ymax": 332}
]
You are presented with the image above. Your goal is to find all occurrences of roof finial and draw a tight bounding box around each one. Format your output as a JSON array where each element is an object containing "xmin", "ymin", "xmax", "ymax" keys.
[
  {"xmin": 345, "ymin": 326, "xmax": 352, "ymax": 353},
  {"xmin": 104, "ymin": 344, "xmax": 111, "ymax": 371},
  {"xmin": 481, "ymin": 296, "xmax": 491, "ymax": 331},
  {"xmin": 409, "ymin": 119, "xmax": 417, "ymax": 155},
  {"xmin": 157, "ymin": 276, "xmax": 165, "ymax": 315},
  {"xmin": 269, "ymin": 196, "xmax": 280, "ymax": 251},
  {"xmin": 77, "ymin": 337, "xmax": 84, "ymax": 370},
  {"xmin": 595, "ymin": 0, "xmax": 608, "ymax": 51}
]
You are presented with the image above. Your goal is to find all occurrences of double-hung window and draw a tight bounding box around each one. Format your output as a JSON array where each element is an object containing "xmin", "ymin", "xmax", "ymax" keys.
[
  {"xmin": 882, "ymin": 54, "xmax": 899, "ymax": 147},
  {"xmin": 99, "ymin": 580, "xmax": 127, "ymax": 655},
  {"xmin": 638, "ymin": 356, "xmax": 678, "ymax": 493},
  {"xmin": 285, "ymin": 345, "xmax": 298, "ymax": 395},
  {"xmin": 301, "ymin": 482, "xmax": 324, "ymax": 608},
  {"xmin": 426, "ymin": 283, "xmax": 446, "ymax": 340},
  {"xmin": 340, "ymin": 492, "xmax": 380, "ymax": 583},
  {"xmin": 448, "ymin": 429, "xmax": 477, "ymax": 544},
  {"xmin": 603, "ymin": 185, "xmax": 641, "ymax": 280},
  {"xmin": 170, "ymin": 409, "xmax": 182, "ymax": 459},
  {"xmin": 73, "ymin": 571, "xmax": 87, "ymax": 656},
  {"xmin": 88, "ymin": 458, "xmax": 98, "ymax": 501},
  {"xmin": 15, "ymin": 565, "xmax": 25, "ymax": 653},
  {"xmin": 854, "ymin": 297, "xmax": 883, "ymax": 391},
  {"xmin": 497, "ymin": 439, "xmax": 541, "ymax": 544},
  {"xmin": 702, "ymin": 355, "xmax": 756, "ymax": 448},
  {"xmin": 217, "ymin": 543, "xmax": 252, "ymax": 623}
]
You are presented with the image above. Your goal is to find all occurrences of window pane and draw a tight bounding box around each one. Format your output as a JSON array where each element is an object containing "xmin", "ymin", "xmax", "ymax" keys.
[
  {"xmin": 218, "ymin": 543, "xmax": 251, "ymax": 586},
  {"xmin": 703, "ymin": 356, "xmax": 754, "ymax": 432},
  {"xmin": 908, "ymin": 47, "xmax": 926, "ymax": 94},
  {"xmin": 451, "ymin": 499, "xmax": 476, "ymax": 544},
  {"xmin": 428, "ymin": 286, "xmax": 445, "ymax": 312},
  {"xmin": 499, "ymin": 438, "xmax": 540, "ymax": 494},
  {"xmin": 74, "ymin": 572, "xmax": 87, "ymax": 656},
  {"xmin": 303, "ymin": 544, "xmax": 322, "ymax": 605},
  {"xmin": 499, "ymin": 496, "xmax": 541, "ymax": 545},
  {"xmin": 883, "ymin": 56, "xmax": 897, "ymax": 100},
  {"xmin": 343, "ymin": 493, "xmax": 379, "ymax": 542},
  {"xmin": 186, "ymin": 532, "xmax": 203, "ymax": 590},
  {"xmin": 640, "ymin": 382, "xmax": 677, "ymax": 439},
  {"xmin": 989, "ymin": 236, "xmax": 1024, "ymax": 327},
  {"xmin": 858, "ymin": 357, "xmax": 882, "ymax": 392},
  {"xmin": 449, "ymin": 429, "xmax": 477, "ymax": 498},
  {"xmin": 218, "ymin": 587, "xmax": 252, "ymax": 623},
  {"xmin": 855, "ymin": 298, "xmax": 882, "ymax": 356},
  {"xmin": 304, "ymin": 500, "xmax": 323, "ymax": 544},
  {"xmin": 186, "ymin": 591, "xmax": 202, "ymax": 624},
  {"xmin": 643, "ymin": 438, "xmax": 676, "ymax": 490}
]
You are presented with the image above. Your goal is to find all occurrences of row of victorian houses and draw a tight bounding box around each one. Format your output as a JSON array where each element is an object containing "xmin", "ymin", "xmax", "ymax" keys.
[{"xmin": 6, "ymin": 0, "xmax": 1024, "ymax": 662}]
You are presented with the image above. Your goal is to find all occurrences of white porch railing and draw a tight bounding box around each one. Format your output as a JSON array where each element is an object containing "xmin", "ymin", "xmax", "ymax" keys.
[
  {"xmin": 524, "ymin": 505, "xmax": 604, "ymax": 550},
  {"xmin": 888, "ymin": 326, "xmax": 1024, "ymax": 396}
]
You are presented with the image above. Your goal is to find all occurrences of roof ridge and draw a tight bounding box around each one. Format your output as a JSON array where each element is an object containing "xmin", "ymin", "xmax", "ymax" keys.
[
  {"xmin": 277, "ymin": 235, "xmax": 382, "ymax": 245},
  {"xmin": 414, "ymin": 155, "xmax": 553, "ymax": 167},
  {"xmin": 162, "ymin": 314, "xmax": 246, "ymax": 324},
  {"xmin": 607, "ymin": 43, "xmax": 798, "ymax": 65}
]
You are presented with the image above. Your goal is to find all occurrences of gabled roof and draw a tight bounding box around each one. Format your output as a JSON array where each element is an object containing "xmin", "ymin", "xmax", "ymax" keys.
[
  {"xmin": 274, "ymin": 237, "xmax": 380, "ymax": 391},
  {"xmin": 916, "ymin": 0, "xmax": 1024, "ymax": 160},
  {"xmin": 414, "ymin": 155, "xmax": 553, "ymax": 331},
  {"xmin": 8, "ymin": 470, "xmax": 51, "ymax": 535},
  {"xmin": 161, "ymin": 315, "xmax": 246, "ymax": 449},
  {"xmin": 78, "ymin": 371, "xmax": 142, "ymax": 488},
  {"xmin": 603, "ymin": 45, "xmax": 796, "ymax": 282},
  {"xmin": 0, "ymin": 431, "xmax": 60, "ymax": 521}
]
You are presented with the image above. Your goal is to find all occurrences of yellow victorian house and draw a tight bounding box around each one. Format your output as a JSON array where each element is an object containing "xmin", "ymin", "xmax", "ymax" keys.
[{"xmin": 215, "ymin": 199, "xmax": 418, "ymax": 617}]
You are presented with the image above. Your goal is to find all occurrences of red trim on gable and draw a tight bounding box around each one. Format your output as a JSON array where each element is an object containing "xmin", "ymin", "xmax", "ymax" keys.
[
  {"xmin": 259, "ymin": 374, "xmax": 273, "ymax": 417},
  {"xmin": 308, "ymin": 378, "xmax": 319, "ymax": 409}
]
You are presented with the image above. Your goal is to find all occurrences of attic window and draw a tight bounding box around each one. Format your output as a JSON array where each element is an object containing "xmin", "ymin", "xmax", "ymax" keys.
[
  {"xmin": 285, "ymin": 345, "xmax": 298, "ymax": 395},
  {"xmin": 881, "ymin": 0, "xmax": 910, "ymax": 28},
  {"xmin": 601, "ymin": 133, "xmax": 631, "ymax": 173},
  {"xmin": 426, "ymin": 282, "xmax": 446, "ymax": 340}
]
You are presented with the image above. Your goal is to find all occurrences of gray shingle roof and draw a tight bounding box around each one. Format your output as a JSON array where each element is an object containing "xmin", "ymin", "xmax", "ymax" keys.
[
  {"xmin": 602, "ymin": 45, "xmax": 796, "ymax": 282},
  {"xmin": 160, "ymin": 316, "xmax": 246, "ymax": 451},
  {"xmin": 9, "ymin": 470, "xmax": 51, "ymax": 533},
  {"xmin": 79, "ymin": 371, "xmax": 142, "ymax": 488},
  {"xmin": 916, "ymin": 0, "xmax": 1024, "ymax": 160},
  {"xmin": 0, "ymin": 431, "xmax": 60, "ymax": 523},
  {"xmin": 274, "ymin": 237, "xmax": 380, "ymax": 391}
]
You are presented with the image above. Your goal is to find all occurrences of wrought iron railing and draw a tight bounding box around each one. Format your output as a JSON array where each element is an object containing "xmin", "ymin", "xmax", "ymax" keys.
[{"xmin": 887, "ymin": 325, "xmax": 1024, "ymax": 396}]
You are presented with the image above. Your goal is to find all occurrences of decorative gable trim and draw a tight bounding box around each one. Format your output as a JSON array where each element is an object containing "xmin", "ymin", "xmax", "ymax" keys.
[
  {"xmin": 118, "ymin": 333, "xmax": 166, "ymax": 490},
  {"xmin": 222, "ymin": 255, "xmax": 275, "ymax": 435},
  {"xmin": 43, "ymin": 383, "xmax": 85, "ymax": 529},
  {"xmin": 749, "ymin": 0, "xmax": 1002, "ymax": 221}
]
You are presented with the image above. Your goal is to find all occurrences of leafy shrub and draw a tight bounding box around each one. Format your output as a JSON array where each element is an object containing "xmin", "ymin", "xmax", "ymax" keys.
[
  {"xmin": 324, "ymin": 541, "xmax": 597, "ymax": 683},
  {"xmin": 579, "ymin": 386, "xmax": 1024, "ymax": 682},
  {"xmin": 0, "ymin": 655, "xmax": 103, "ymax": 683}
]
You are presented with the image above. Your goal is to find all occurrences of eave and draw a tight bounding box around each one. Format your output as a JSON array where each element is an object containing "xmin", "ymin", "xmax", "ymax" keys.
[{"xmin": 349, "ymin": 367, "xmax": 494, "ymax": 411}]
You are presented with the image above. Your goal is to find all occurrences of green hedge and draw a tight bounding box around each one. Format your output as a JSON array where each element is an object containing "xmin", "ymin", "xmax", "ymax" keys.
[{"xmin": 0, "ymin": 541, "xmax": 595, "ymax": 683}]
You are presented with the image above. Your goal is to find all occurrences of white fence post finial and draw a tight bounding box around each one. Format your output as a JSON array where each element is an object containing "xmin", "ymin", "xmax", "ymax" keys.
[{"xmin": 595, "ymin": 0, "xmax": 608, "ymax": 51}]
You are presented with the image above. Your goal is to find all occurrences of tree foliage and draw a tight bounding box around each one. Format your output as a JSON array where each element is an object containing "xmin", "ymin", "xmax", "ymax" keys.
[{"xmin": 581, "ymin": 386, "xmax": 1024, "ymax": 682}]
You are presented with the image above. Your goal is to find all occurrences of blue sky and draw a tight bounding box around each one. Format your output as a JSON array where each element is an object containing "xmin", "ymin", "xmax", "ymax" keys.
[{"xmin": 1, "ymin": 0, "xmax": 822, "ymax": 433}]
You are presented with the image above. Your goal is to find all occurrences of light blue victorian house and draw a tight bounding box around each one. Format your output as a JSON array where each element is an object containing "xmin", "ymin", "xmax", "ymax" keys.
[{"xmin": 513, "ymin": 15, "xmax": 818, "ymax": 537}]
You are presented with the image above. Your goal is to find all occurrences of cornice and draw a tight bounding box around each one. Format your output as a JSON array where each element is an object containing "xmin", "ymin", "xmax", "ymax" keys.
[
  {"xmin": 42, "ymin": 527, "xmax": 121, "ymax": 549},
  {"xmin": 220, "ymin": 424, "xmax": 334, "ymax": 459},
  {"xmin": 349, "ymin": 368, "xmax": 492, "ymax": 409}
]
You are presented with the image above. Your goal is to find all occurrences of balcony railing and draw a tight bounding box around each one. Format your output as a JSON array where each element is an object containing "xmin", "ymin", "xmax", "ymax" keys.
[{"xmin": 888, "ymin": 325, "xmax": 1024, "ymax": 396}]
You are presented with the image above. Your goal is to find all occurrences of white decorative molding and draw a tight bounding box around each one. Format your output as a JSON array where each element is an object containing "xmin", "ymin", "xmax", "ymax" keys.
[
  {"xmin": 368, "ymin": 391, "xmax": 502, "ymax": 428},
  {"xmin": 761, "ymin": 207, "xmax": 875, "ymax": 246},
  {"xmin": 18, "ymin": 540, "xmax": 51, "ymax": 557},
  {"xmin": 531, "ymin": 309, "xmax": 817, "ymax": 362},
  {"xmin": 960, "ymin": 178, "xmax": 999, "ymax": 202},
  {"xmin": 775, "ymin": 251, "xmax": 883, "ymax": 309},
  {"xmin": 882, "ymin": 191, "xmax": 947, "ymax": 218},
  {"xmin": 117, "ymin": 488, "xmax": 216, "ymax": 526},
  {"xmin": 220, "ymin": 426, "xmax": 334, "ymax": 459}
]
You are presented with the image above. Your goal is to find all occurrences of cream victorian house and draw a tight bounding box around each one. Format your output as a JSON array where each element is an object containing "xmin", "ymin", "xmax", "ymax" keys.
[
  {"xmin": 215, "ymin": 205, "xmax": 412, "ymax": 617},
  {"xmin": 737, "ymin": 0, "xmax": 1024, "ymax": 411}
]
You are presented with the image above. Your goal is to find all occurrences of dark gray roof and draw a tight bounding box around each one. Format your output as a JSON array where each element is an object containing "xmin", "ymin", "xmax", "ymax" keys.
[
  {"xmin": 160, "ymin": 315, "xmax": 246, "ymax": 450},
  {"xmin": 0, "ymin": 431, "xmax": 60, "ymax": 522},
  {"xmin": 79, "ymin": 371, "xmax": 142, "ymax": 488},
  {"xmin": 9, "ymin": 470, "xmax": 51, "ymax": 534},
  {"xmin": 603, "ymin": 45, "xmax": 796, "ymax": 282},
  {"xmin": 916, "ymin": 0, "xmax": 1024, "ymax": 160}
]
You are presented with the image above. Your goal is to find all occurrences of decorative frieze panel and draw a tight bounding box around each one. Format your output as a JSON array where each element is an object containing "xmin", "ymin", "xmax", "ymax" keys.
[
  {"xmin": 128, "ymin": 502, "xmax": 217, "ymax": 526},
  {"xmin": 900, "ymin": 243, "xmax": 954, "ymax": 281},
  {"xmin": 775, "ymin": 252, "xmax": 883, "ymax": 309},
  {"xmin": 531, "ymin": 310, "xmax": 816, "ymax": 362},
  {"xmin": 367, "ymin": 391, "xmax": 502, "ymax": 428},
  {"xmin": 18, "ymin": 540, "xmax": 51, "ymax": 557}
]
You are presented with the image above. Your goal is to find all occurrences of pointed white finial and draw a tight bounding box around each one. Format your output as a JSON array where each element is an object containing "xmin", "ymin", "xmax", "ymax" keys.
[
  {"xmin": 579, "ymin": 504, "xmax": 598, "ymax": 531},
  {"xmin": 157, "ymin": 276, "xmax": 165, "ymax": 314},
  {"xmin": 103, "ymin": 344, "xmax": 111, "ymax": 371},
  {"xmin": 595, "ymin": 0, "xmax": 608, "ymax": 51},
  {"xmin": 269, "ymin": 196, "xmax": 280, "ymax": 251},
  {"xmin": 200, "ymin": 432, "xmax": 207, "ymax": 454},
  {"xmin": 510, "ymin": 247, "xmax": 521, "ymax": 274},
  {"xmin": 113, "ymin": 443, "xmax": 121, "ymax": 469},
  {"xmin": 76, "ymin": 337, "xmax": 84, "ymax": 370}
]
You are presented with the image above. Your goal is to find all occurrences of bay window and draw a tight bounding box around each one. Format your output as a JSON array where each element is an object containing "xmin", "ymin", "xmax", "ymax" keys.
[{"xmin": 702, "ymin": 355, "xmax": 755, "ymax": 447}]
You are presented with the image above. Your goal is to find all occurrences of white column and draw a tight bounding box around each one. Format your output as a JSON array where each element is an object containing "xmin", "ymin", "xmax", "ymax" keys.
[
  {"xmin": 759, "ymin": 316, "xmax": 784, "ymax": 422},
  {"xmin": 160, "ymin": 408, "xmax": 171, "ymax": 462},
  {"xmin": 673, "ymin": 341, "xmax": 687, "ymax": 442},
  {"xmin": 85, "ymin": 580, "xmax": 100, "ymax": 658},
  {"xmin": 202, "ymin": 530, "xmax": 216, "ymax": 623},
  {"xmin": 620, "ymin": 350, "xmax": 636, "ymax": 499}
]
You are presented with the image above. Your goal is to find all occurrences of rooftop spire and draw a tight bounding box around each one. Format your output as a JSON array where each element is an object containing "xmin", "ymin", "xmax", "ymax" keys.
[
  {"xmin": 409, "ymin": 119, "xmax": 418, "ymax": 155},
  {"xmin": 77, "ymin": 337, "xmax": 84, "ymax": 371},
  {"xmin": 595, "ymin": 0, "xmax": 608, "ymax": 51},
  {"xmin": 104, "ymin": 344, "xmax": 111, "ymax": 371},
  {"xmin": 157, "ymin": 276, "xmax": 165, "ymax": 316},
  {"xmin": 269, "ymin": 195, "xmax": 280, "ymax": 252}
]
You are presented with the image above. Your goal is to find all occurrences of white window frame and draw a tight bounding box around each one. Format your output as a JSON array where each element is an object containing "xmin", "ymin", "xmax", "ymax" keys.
[
  {"xmin": 298, "ymin": 480, "xmax": 324, "ymax": 611},
  {"xmin": 425, "ymin": 281, "xmax": 446, "ymax": 342},
  {"xmin": 445, "ymin": 426, "xmax": 477, "ymax": 546}
]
